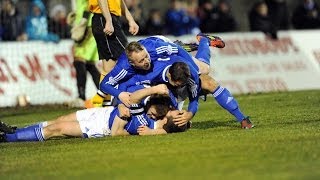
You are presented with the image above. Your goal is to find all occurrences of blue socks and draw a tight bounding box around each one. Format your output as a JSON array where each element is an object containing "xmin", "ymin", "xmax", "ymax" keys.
[
  {"xmin": 5, "ymin": 127, "xmax": 45, "ymax": 142},
  {"xmin": 15, "ymin": 121, "xmax": 47, "ymax": 132},
  {"xmin": 195, "ymin": 38, "xmax": 211, "ymax": 65},
  {"xmin": 213, "ymin": 86, "xmax": 246, "ymax": 122}
]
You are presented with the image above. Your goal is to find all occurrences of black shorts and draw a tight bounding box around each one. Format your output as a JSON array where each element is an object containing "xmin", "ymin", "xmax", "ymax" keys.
[{"xmin": 91, "ymin": 13, "xmax": 128, "ymax": 61}]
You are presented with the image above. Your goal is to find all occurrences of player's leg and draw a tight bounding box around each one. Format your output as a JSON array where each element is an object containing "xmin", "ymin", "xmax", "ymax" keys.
[
  {"xmin": 91, "ymin": 14, "xmax": 128, "ymax": 107},
  {"xmin": 12, "ymin": 112, "xmax": 78, "ymax": 133},
  {"xmin": 91, "ymin": 13, "xmax": 113, "ymax": 106},
  {"xmin": 0, "ymin": 121, "xmax": 16, "ymax": 134},
  {"xmin": 200, "ymin": 74, "xmax": 254, "ymax": 129},
  {"xmin": 73, "ymin": 60, "xmax": 87, "ymax": 100},
  {"xmin": 43, "ymin": 121, "xmax": 83, "ymax": 139},
  {"xmin": 193, "ymin": 37, "xmax": 211, "ymax": 75},
  {"xmin": 196, "ymin": 33, "xmax": 225, "ymax": 48},
  {"xmin": 0, "ymin": 108, "xmax": 114, "ymax": 142},
  {"xmin": 193, "ymin": 34, "xmax": 226, "ymax": 74},
  {"xmin": 86, "ymin": 62, "xmax": 100, "ymax": 89},
  {"xmin": 102, "ymin": 16, "xmax": 128, "ymax": 106},
  {"xmin": 0, "ymin": 112, "xmax": 80, "ymax": 142}
]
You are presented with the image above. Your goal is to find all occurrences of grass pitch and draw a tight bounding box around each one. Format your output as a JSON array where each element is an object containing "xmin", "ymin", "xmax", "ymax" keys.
[{"xmin": 0, "ymin": 90, "xmax": 319, "ymax": 179}]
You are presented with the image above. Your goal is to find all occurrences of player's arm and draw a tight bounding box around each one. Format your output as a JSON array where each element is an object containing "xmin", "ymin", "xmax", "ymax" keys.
[
  {"xmin": 130, "ymin": 84, "xmax": 169, "ymax": 104},
  {"xmin": 111, "ymin": 115, "xmax": 130, "ymax": 136},
  {"xmin": 138, "ymin": 116, "xmax": 191, "ymax": 135},
  {"xmin": 93, "ymin": 65, "xmax": 132, "ymax": 106},
  {"xmin": 100, "ymin": 65, "xmax": 129, "ymax": 97},
  {"xmin": 98, "ymin": 0, "xmax": 113, "ymax": 35},
  {"xmin": 137, "ymin": 117, "xmax": 169, "ymax": 136},
  {"xmin": 120, "ymin": 0, "xmax": 139, "ymax": 35},
  {"xmin": 137, "ymin": 125, "xmax": 167, "ymax": 136},
  {"xmin": 173, "ymin": 65, "xmax": 200, "ymax": 126}
]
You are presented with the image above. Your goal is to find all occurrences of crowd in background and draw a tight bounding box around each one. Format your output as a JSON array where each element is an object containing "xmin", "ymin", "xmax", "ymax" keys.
[{"xmin": 1, "ymin": 0, "xmax": 320, "ymax": 42}]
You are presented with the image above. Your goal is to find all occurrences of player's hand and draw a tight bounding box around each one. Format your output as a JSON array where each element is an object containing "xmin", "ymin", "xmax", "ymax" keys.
[
  {"xmin": 91, "ymin": 93, "xmax": 104, "ymax": 107},
  {"xmin": 128, "ymin": 20, "xmax": 139, "ymax": 35},
  {"xmin": 104, "ymin": 21, "xmax": 114, "ymax": 36},
  {"xmin": 153, "ymin": 84, "xmax": 169, "ymax": 95},
  {"xmin": 172, "ymin": 110, "xmax": 193, "ymax": 127},
  {"xmin": 137, "ymin": 125, "xmax": 152, "ymax": 135},
  {"xmin": 118, "ymin": 92, "xmax": 131, "ymax": 107},
  {"xmin": 118, "ymin": 104, "xmax": 130, "ymax": 120}
]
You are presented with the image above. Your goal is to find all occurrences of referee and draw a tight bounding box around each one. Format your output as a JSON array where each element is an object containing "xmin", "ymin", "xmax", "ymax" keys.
[{"xmin": 89, "ymin": 0, "xmax": 139, "ymax": 106}]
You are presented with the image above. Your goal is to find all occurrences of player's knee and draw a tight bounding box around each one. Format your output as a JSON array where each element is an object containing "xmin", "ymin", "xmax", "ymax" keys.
[
  {"xmin": 44, "ymin": 124, "xmax": 64, "ymax": 137},
  {"xmin": 199, "ymin": 65, "xmax": 210, "ymax": 75},
  {"xmin": 201, "ymin": 75, "xmax": 218, "ymax": 91}
]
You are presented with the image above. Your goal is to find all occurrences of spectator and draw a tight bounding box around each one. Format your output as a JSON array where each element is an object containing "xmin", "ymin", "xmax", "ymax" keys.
[
  {"xmin": 211, "ymin": 0, "xmax": 237, "ymax": 32},
  {"xmin": 165, "ymin": 0, "xmax": 199, "ymax": 36},
  {"xmin": 292, "ymin": 0, "xmax": 320, "ymax": 29},
  {"xmin": 144, "ymin": 8, "xmax": 165, "ymax": 35},
  {"xmin": 184, "ymin": 0, "xmax": 201, "ymax": 35},
  {"xmin": 197, "ymin": 0, "xmax": 215, "ymax": 33},
  {"xmin": 248, "ymin": 1, "xmax": 278, "ymax": 39},
  {"xmin": 0, "ymin": 0, "xmax": 27, "ymax": 41},
  {"xmin": 25, "ymin": 0, "xmax": 59, "ymax": 43},
  {"xmin": 265, "ymin": 0, "xmax": 289, "ymax": 30},
  {"xmin": 48, "ymin": 4, "xmax": 71, "ymax": 39},
  {"xmin": 0, "ymin": 26, "xmax": 3, "ymax": 41}
]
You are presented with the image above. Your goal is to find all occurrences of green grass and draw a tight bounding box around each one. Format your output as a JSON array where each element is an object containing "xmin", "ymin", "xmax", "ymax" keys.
[{"xmin": 1, "ymin": 90, "xmax": 319, "ymax": 180}]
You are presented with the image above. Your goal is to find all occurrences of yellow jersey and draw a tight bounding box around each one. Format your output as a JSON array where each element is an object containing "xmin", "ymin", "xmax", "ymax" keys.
[{"xmin": 88, "ymin": 0, "xmax": 122, "ymax": 16}]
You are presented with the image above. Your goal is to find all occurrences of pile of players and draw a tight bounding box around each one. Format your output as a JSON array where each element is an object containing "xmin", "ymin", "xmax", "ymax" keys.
[{"xmin": 0, "ymin": 34, "xmax": 254, "ymax": 143}]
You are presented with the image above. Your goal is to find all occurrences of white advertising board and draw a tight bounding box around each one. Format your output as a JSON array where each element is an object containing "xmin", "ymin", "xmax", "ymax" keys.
[{"xmin": 1, "ymin": 31, "xmax": 319, "ymax": 107}]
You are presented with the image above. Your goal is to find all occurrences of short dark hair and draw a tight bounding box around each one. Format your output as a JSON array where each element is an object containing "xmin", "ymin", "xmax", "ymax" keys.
[
  {"xmin": 145, "ymin": 95, "xmax": 171, "ymax": 120},
  {"xmin": 162, "ymin": 115, "xmax": 191, "ymax": 133},
  {"xmin": 169, "ymin": 62, "xmax": 190, "ymax": 84},
  {"xmin": 125, "ymin": 41, "xmax": 144, "ymax": 61}
]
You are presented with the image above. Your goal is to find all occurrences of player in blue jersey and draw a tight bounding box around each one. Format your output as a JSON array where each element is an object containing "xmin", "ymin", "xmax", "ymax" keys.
[
  {"xmin": 119, "ymin": 58, "xmax": 200, "ymax": 126},
  {"xmin": 115, "ymin": 34, "xmax": 254, "ymax": 129},
  {"xmin": 91, "ymin": 34, "xmax": 222, "ymax": 107},
  {"xmin": 91, "ymin": 35, "xmax": 181, "ymax": 107},
  {"xmin": 0, "ymin": 85, "xmax": 189, "ymax": 143}
]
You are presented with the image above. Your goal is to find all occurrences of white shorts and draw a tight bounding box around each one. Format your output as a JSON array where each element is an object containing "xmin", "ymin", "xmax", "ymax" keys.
[{"xmin": 76, "ymin": 107, "xmax": 114, "ymax": 138}]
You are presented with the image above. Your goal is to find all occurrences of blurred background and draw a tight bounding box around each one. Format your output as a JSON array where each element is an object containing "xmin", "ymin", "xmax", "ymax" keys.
[{"xmin": 2, "ymin": 0, "xmax": 320, "ymax": 39}]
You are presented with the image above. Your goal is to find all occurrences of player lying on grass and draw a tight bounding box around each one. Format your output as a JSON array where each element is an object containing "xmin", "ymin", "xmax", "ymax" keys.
[
  {"xmin": 106, "ymin": 35, "xmax": 254, "ymax": 129},
  {"xmin": 0, "ymin": 85, "xmax": 190, "ymax": 143}
]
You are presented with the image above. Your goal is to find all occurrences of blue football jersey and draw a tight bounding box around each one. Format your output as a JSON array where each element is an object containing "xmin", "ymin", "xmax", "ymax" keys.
[
  {"xmin": 121, "ymin": 55, "xmax": 200, "ymax": 115},
  {"xmin": 125, "ymin": 114, "xmax": 157, "ymax": 135},
  {"xmin": 99, "ymin": 36, "xmax": 188, "ymax": 97},
  {"xmin": 107, "ymin": 106, "xmax": 156, "ymax": 135}
]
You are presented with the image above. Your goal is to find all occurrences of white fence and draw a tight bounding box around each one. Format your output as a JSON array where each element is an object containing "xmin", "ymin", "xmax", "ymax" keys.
[{"xmin": 1, "ymin": 31, "xmax": 320, "ymax": 107}]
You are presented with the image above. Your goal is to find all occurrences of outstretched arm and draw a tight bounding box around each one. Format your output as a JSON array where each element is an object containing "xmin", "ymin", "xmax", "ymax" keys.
[{"xmin": 130, "ymin": 84, "xmax": 169, "ymax": 104}]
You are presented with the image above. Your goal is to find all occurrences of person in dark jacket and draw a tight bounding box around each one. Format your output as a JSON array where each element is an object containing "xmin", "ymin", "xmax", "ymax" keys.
[
  {"xmin": 248, "ymin": 1, "xmax": 278, "ymax": 39},
  {"xmin": 0, "ymin": 0, "xmax": 27, "ymax": 41},
  {"xmin": 144, "ymin": 8, "xmax": 165, "ymax": 35},
  {"xmin": 292, "ymin": 0, "xmax": 320, "ymax": 29},
  {"xmin": 265, "ymin": 0, "xmax": 289, "ymax": 30}
]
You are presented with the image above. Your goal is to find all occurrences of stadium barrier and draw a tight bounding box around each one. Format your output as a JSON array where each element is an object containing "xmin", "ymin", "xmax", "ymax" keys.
[{"xmin": 1, "ymin": 31, "xmax": 320, "ymax": 107}]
